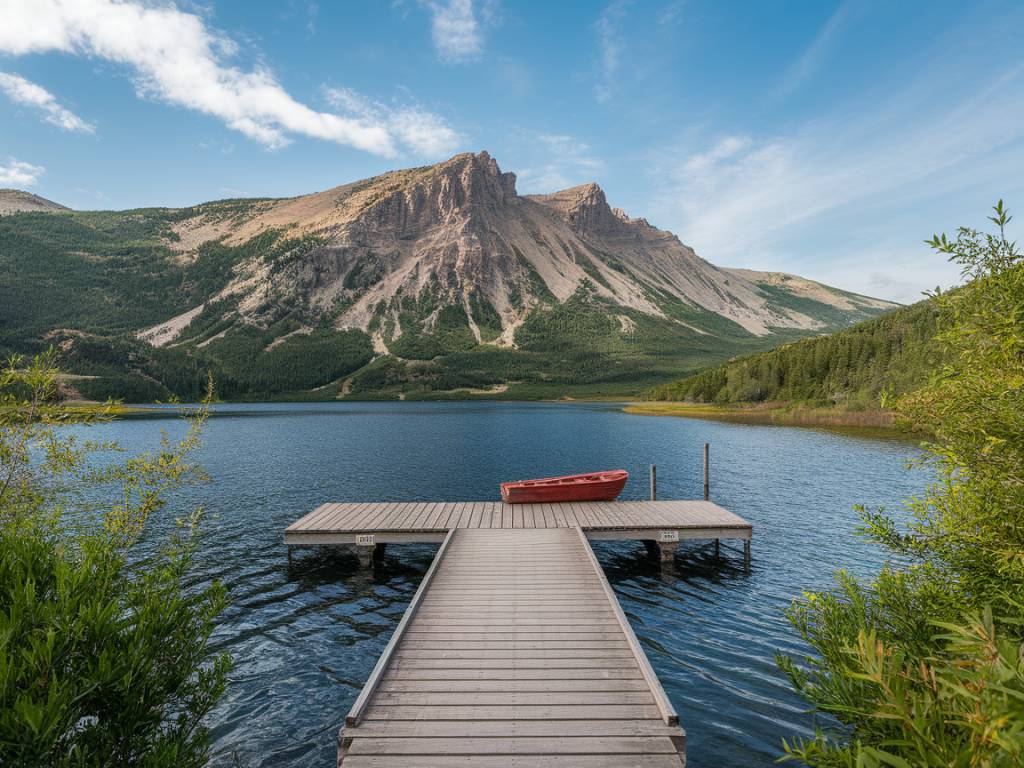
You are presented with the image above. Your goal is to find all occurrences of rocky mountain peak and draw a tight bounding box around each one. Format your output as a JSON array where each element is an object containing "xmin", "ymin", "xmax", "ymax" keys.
[
  {"xmin": 526, "ymin": 182, "xmax": 633, "ymax": 238},
  {"xmin": 430, "ymin": 150, "xmax": 518, "ymax": 207}
]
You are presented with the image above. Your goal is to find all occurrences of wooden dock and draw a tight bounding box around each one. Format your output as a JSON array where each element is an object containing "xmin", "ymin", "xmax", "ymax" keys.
[
  {"xmin": 284, "ymin": 499, "xmax": 752, "ymax": 766},
  {"xmin": 285, "ymin": 499, "xmax": 751, "ymax": 565}
]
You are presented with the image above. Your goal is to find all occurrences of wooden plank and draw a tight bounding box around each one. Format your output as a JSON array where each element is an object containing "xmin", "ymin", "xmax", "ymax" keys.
[
  {"xmin": 344, "ymin": 529, "xmax": 456, "ymax": 727},
  {"xmin": 341, "ymin": 756, "xmax": 683, "ymax": 768},
  {"xmin": 385, "ymin": 671, "xmax": 638, "ymax": 684},
  {"xmin": 395, "ymin": 651, "xmax": 634, "ymax": 663},
  {"xmin": 375, "ymin": 679, "xmax": 653, "ymax": 693},
  {"xmin": 371, "ymin": 692, "xmax": 656, "ymax": 706},
  {"xmin": 362, "ymin": 704, "xmax": 664, "ymax": 720},
  {"xmin": 342, "ymin": 719, "xmax": 678, "ymax": 736},
  {"xmin": 346, "ymin": 736, "xmax": 677, "ymax": 755}
]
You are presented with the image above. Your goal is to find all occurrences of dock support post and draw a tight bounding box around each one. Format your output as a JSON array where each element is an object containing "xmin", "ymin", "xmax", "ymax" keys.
[
  {"xmin": 703, "ymin": 443, "xmax": 709, "ymax": 501},
  {"xmin": 657, "ymin": 541, "xmax": 677, "ymax": 563},
  {"xmin": 649, "ymin": 464, "xmax": 657, "ymax": 501},
  {"xmin": 714, "ymin": 539, "xmax": 720, "ymax": 559},
  {"xmin": 743, "ymin": 539, "xmax": 751, "ymax": 572},
  {"xmin": 287, "ymin": 546, "xmax": 292, "ymax": 566},
  {"xmin": 356, "ymin": 545, "xmax": 375, "ymax": 569}
]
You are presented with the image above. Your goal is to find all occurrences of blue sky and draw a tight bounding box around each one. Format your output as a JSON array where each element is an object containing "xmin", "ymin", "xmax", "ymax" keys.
[{"xmin": 2, "ymin": 0, "xmax": 1023, "ymax": 303}]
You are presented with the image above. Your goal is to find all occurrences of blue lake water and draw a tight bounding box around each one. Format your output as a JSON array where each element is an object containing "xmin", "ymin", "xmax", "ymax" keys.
[{"xmin": 73, "ymin": 401, "xmax": 926, "ymax": 767}]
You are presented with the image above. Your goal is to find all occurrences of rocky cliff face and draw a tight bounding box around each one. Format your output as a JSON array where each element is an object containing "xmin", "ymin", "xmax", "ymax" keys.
[{"xmin": 141, "ymin": 151, "xmax": 896, "ymax": 351}]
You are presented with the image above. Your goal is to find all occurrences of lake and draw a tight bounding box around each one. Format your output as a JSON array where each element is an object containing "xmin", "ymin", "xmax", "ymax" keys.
[{"xmin": 73, "ymin": 401, "xmax": 926, "ymax": 767}]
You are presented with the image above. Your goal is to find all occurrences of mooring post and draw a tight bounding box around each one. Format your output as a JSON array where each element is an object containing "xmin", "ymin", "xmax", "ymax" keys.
[
  {"xmin": 743, "ymin": 539, "xmax": 751, "ymax": 572},
  {"xmin": 703, "ymin": 443, "xmax": 709, "ymax": 500},
  {"xmin": 705, "ymin": 443, "xmax": 719, "ymax": 557},
  {"xmin": 649, "ymin": 464, "xmax": 657, "ymax": 501}
]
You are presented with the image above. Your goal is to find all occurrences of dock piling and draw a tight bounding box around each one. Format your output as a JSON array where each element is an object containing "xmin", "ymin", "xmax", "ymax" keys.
[
  {"xmin": 649, "ymin": 463, "xmax": 657, "ymax": 501},
  {"xmin": 355, "ymin": 544, "xmax": 375, "ymax": 568},
  {"xmin": 703, "ymin": 443, "xmax": 710, "ymax": 500}
]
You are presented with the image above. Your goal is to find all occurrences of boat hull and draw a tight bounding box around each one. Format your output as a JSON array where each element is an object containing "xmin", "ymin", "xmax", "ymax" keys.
[{"xmin": 500, "ymin": 471, "xmax": 629, "ymax": 504}]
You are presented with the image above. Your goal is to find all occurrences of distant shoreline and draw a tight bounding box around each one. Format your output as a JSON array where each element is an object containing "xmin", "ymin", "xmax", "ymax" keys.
[{"xmin": 622, "ymin": 401, "xmax": 919, "ymax": 440}]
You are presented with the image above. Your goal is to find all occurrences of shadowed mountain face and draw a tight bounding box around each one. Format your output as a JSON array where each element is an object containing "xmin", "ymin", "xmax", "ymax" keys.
[{"xmin": 0, "ymin": 152, "xmax": 897, "ymax": 400}]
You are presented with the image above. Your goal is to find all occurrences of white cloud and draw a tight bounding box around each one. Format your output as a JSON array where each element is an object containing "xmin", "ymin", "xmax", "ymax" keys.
[
  {"xmin": 0, "ymin": 0, "xmax": 459, "ymax": 156},
  {"xmin": 516, "ymin": 134, "xmax": 604, "ymax": 193},
  {"xmin": 323, "ymin": 87, "xmax": 460, "ymax": 157},
  {"xmin": 423, "ymin": 0, "xmax": 483, "ymax": 62},
  {"xmin": 593, "ymin": 2, "xmax": 630, "ymax": 102},
  {"xmin": 0, "ymin": 158, "xmax": 44, "ymax": 186},
  {"xmin": 650, "ymin": 63, "xmax": 1024, "ymax": 302},
  {"xmin": 773, "ymin": 1, "xmax": 853, "ymax": 100},
  {"xmin": 0, "ymin": 72, "xmax": 94, "ymax": 133}
]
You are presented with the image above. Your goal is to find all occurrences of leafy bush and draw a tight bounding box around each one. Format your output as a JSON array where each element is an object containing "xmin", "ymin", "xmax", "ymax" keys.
[
  {"xmin": 777, "ymin": 203, "xmax": 1024, "ymax": 766},
  {"xmin": 0, "ymin": 353, "xmax": 230, "ymax": 767}
]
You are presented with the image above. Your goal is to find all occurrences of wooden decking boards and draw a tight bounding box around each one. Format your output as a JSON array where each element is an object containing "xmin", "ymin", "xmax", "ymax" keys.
[
  {"xmin": 337, "ymin": 528, "xmax": 686, "ymax": 767},
  {"xmin": 285, "ymin": 500, "xmax": 753, "ymax": 766},
  {"xmin": 285, "ymin": 499, "xmax": 751, "ymax": 542}
]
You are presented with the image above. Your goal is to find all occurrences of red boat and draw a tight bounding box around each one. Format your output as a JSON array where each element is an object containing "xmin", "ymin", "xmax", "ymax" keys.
[{"xmin": 500, "ymin": 470, "xmax": 629, "ymax": 504}]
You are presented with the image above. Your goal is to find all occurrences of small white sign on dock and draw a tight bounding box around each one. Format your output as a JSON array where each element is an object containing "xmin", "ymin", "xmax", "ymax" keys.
[
  {"xmin": 659, "ymin": 530, "xmax": 680, "ymax": 543},
  {"xmin": 355, "ymin": 534, "xmax": 376, "ymax": 546}
]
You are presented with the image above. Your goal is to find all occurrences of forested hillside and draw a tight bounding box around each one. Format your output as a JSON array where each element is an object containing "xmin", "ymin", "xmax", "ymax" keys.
[{"xmin": 646, "ymin": 299, "xmax": 939, "ymax": 407}]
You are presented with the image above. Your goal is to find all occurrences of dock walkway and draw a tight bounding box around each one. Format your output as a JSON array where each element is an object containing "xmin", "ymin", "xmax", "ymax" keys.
[
  {"xmin": 338, "ymin": 527, "xmax": 686, "ymax": 767},
  {"xmin": 285, "ymin": 500, "xmax": 753, "ymax": 766}
]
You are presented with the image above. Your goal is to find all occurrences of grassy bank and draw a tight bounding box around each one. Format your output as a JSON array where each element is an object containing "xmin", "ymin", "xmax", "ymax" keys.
[{"xmin": 623, "ymin": 401, "xmax": 917, "ymax": 439}]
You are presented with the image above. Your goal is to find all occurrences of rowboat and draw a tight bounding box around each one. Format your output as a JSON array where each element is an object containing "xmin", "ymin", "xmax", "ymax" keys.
[{"xmin": 500, "ymin": 470, "xmax": 629, "ymax": 504}]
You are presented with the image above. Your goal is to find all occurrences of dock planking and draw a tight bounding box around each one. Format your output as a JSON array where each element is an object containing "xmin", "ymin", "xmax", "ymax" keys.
[
  {"xmin": 337, "ymin": 527, "xmax": 686, "ymax": 767},
  {"xmin": 285, "ymin": 499, "xmax": 751, "ymax": 544},
  {"xmin": 285, "ymin": 500, "xmax": 752, "ymax": 766}
]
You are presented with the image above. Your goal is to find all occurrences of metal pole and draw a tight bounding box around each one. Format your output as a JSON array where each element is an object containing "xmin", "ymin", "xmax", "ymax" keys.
[
  {"xmin": 703, "ymin": 443, "xmax": 710, "ymax": 501},
  {"xmin": 649, "ymin": 464, "xmax": 657, "ymax": 501}
]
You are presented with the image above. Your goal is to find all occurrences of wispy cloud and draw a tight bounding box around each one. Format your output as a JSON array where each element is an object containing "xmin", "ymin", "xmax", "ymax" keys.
[
  {"xmin": 656, "ymin": 1, "xmax": 685, "ymax": 27},
  {"xmin": 651, "ymin": 63, "xmax": 1024, "ymax": 302},
  {"xmin": 422, "ymin": 0, "xmax": 488, "ymax": 63},
  {"xmin": 0, "ymin": 0, "xmax": 458, "ymax": 156},
  {"xmin": 772, "ymin": 1, "xmax": 854, "ymax": 100},
  {"xmin": 593, "ymin": 1, "xmax": 631, "ymax": 102},
  {"xmin": 0, "ymin": 72, "xmax": 94, "ymax": 133},
  {"xmin": 516, "ymin": 134, "xmax": 604, "ymax": 193},
  {"xmin": 324, "ymin": 87, "xmax": 460, "ymax": 157},
  {"xmin": 0, "ymin": 158, "xmax": 44, "ymax": 186}
]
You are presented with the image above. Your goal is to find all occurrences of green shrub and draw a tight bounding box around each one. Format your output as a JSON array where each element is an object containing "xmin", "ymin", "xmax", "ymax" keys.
[
  {"xmin": 0, "ymin": 353, "xmax": 230, "ymax": 767},
  {"xmin": 777, "ymin": 203, "xmax": 1024, "ymax": 766}
]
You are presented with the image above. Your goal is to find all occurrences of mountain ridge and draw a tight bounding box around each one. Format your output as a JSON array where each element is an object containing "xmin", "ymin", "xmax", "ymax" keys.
[
  {"xmin": 138, "ymin": 151, "xmax": 894, "ymax": 351},
  {"xmin": 0, "ymin": 151, "xmax": 898, "ymax": 401}
]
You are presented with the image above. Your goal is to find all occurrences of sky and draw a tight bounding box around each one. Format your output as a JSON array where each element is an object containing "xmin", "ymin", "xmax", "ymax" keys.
[{"xmin": 2, "ymin": 0, "xmax": 1023, "ymax": 303}]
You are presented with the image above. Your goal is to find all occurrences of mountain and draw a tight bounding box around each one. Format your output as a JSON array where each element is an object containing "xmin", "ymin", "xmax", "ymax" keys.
[
  {"xmin": 0, "ymin": 189, "xmax": 68, "ymax": 215},
  {"xmin": 646, "ymin": 299, "xmax": 939, "ymax": 408},
  {"xmin": 0, "ymin": 152, "xmax": 898, "ymax": 401}
]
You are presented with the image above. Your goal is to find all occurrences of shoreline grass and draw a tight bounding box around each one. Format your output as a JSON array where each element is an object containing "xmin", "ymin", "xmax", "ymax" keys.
[{"xmin": 622, "ymin": 401, "xmax": 918, "ymax": 440}]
